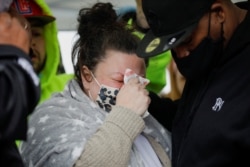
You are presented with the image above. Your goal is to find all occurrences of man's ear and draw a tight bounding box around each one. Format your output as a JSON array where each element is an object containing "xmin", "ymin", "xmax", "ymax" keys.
[{"xmin": 211, "ymin": 2, "xmax": 225, "ymax": 23}]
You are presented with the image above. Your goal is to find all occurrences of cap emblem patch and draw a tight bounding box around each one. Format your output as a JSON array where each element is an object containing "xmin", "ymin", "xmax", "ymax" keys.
[
  {"xmin": 168, "ymin": 37, "xmax": 176, "ymax": 45},
  {"xmin": 145, "ymin": 38, "xmax": 161, "ymax": 53},
  {"xmin": 14, "ymin": 0, "xmax": 32, "ymax": 15}
]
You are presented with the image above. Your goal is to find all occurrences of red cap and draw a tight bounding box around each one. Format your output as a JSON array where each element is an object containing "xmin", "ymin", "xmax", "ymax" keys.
[{"xmin": 11, "ymin": 0, "xmax": 55, "ymax": 26}]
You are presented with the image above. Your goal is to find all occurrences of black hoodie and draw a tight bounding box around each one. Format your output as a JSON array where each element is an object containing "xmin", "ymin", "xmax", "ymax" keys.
[
  {"xmin": 149, "ymin": 1, "xmax": 250, "ymax": 167},
  {"xmin": 0, "ymin": 45, "xmax": 40, "ymax": 166}
]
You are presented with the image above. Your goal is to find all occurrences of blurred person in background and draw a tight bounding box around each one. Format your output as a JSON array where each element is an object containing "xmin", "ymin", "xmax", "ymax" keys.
[
  {"xmin": 117, "ymin": 0, "xmax": 172, "ymax": 95},
  {"xmin": 164, "ymin": 59, "xmax": 185, "ymax": 100},
  {"xmin": 12, "ymin": 0, "xmax": 73, "ymax": 103},
  {"xmin": 0, "ymin": 3, "xmax": 40, "ymax": 166},
  {"xmin": 134, "ymin": 0, "xmax": 186, "ymax": 100}
]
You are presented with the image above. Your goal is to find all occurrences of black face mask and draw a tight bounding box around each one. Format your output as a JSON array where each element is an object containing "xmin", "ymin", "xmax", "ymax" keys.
[{"xmin": 172, "ymin": 36, "xmax": 223, "ymax": 80}]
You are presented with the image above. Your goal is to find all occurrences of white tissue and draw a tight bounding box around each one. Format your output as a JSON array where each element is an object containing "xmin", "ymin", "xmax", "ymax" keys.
[{"xmin": 124, "ymin": 68, "xmax": 150, "ymax": 118}]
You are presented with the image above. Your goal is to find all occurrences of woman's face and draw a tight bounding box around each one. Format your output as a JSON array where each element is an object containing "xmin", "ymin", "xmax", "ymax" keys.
[{"xmin": 83, "ymin": 49, "xmax": 146, "ymax": 100}]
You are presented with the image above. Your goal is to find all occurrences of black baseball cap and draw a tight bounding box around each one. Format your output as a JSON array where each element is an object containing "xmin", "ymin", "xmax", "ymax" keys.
[{"xmin": 136, "ymin": 0, "xmax": 215, "ymax": 58}]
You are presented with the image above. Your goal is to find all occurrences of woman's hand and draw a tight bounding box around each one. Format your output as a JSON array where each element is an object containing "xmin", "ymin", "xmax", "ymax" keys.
[{"xmin": 116, "ymin": 77, "xmax": 151, "ymax": 116}]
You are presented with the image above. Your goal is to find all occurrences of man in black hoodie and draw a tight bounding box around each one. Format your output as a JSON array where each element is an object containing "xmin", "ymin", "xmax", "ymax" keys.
[
  {"xmin": 0, "ymin": 8, "xmax": 40, "ymax": 167},
  {"xmin": 138, "ymin": 0, "xmax": 250, "ymax": 166}
]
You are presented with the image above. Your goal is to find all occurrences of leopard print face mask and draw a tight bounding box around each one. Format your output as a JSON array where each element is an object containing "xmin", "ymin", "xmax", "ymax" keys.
[
  {"xmin": 96, "ymin": 85, "xmax": 119, "ymax": 112},
  {"xmin": 90, "ymin": 72, "xmax": 119, "ymax": 112}
]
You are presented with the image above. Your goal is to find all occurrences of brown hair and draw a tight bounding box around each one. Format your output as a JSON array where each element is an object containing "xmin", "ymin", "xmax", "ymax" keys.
[{"xmin": 72, "ymin": 3, "xmax": 141, "ymax": 88}]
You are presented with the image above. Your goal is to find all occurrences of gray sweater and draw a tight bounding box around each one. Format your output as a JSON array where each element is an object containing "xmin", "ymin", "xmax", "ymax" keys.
[{"xmin": 20, "ymin": 79, "xmax": 172, "ymax": 167}]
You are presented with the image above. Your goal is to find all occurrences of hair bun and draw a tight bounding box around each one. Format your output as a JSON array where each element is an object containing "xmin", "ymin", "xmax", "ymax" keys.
[
  {"xmin": 92, "ymin": 3, "xmax": 117, "ymax": 25},
  {"xmin": 78, "ymin": 3, "xmax": 117, "ymax": 30}
]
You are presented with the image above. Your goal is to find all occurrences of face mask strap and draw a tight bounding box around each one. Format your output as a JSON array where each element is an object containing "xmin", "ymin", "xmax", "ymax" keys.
[
  {"xmin": 207, "ymin": 10, "xmax": 212, "ymax": 38},
  {"xmin": 88, "ymin": 90, "xmax": 94, "ymax": 101},
  {"xmin": 220, "ymin": 22, "xmax": 224, "ymax": 39},
  {"xmin": 90, "ymin": 72, "xmax": 101, "ymax": 87},
  {"xmin": 208, "ymin": 8, "xmax": 224, "ymax": 40}
]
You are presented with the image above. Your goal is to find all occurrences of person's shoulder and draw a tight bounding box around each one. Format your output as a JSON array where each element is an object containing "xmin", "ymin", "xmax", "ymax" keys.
[
  {"xmin": 0, "ymin": 45, "xmax": 28, "ymax": 58},
  {"xmin": 55, "ymin": 73, "xmax": 74, "ymax": 80},
  {"xmin": 31, "ymin": 93, "xmax": 72, "ymax": 121},
  {"xmin": 47, "ymin": 73, "xmax": 74, "ymax": 88}
]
